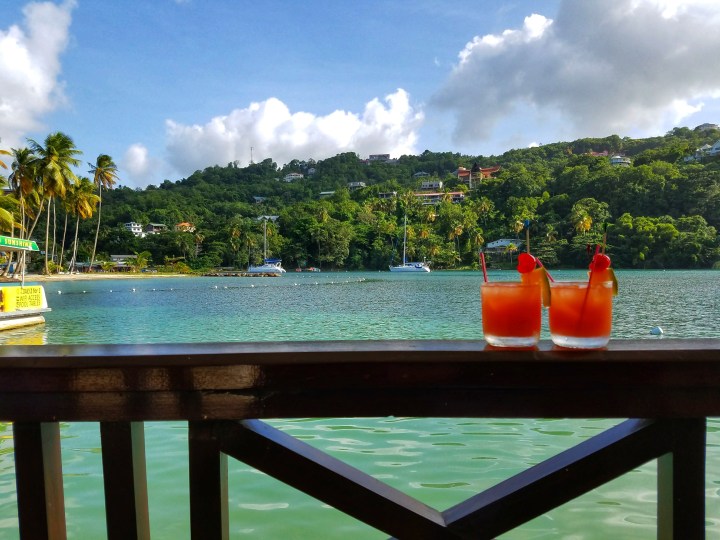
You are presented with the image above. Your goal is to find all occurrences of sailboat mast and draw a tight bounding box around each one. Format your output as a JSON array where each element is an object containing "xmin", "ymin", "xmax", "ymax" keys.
[
  {"xmin": 263, "ymin": 218, "xmax": 267, "ymax": 259},
  {"xmin": 403, "ymin": 215, "xmax": 407, "ymax": 264}
]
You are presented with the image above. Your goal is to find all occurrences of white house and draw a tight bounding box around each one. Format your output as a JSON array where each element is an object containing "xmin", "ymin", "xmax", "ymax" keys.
[
  {"xmin": 420, "ymin": 179, "xmax": 443, "ymax": 191},
  {"xmin": 283, "ymin": 172, "xmax": 304, "ymax": 182},
  {"xmin": 485, "ymin": 239, "xmax": 524, "ymax": 252},
  {"xmin": 124, "ymin": 222, "xmax": 144, "ymax": 237},
  {"xmin": 708, "ymin": 140, "xmax": 720, "ymax": 157},
  {"xmin": 610, "ymin": 155, "xmax": 631, "ymax": 167},
  {"xmin": 347, "ymin": 181, "xmax": 366, "ymax": 191}
]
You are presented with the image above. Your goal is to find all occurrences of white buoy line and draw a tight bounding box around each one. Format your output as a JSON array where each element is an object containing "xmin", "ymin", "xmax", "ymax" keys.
[{"xmin": 51, "ymin": 276, "xmax": 367, "ymax": 296}]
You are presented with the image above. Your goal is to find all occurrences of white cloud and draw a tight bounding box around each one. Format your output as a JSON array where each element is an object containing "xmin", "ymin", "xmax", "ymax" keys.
[
  {"xmin": 432, "ymin": 0, "xmax": 720, "ymax": 147},
  {"xmin": 120, "ymin": 143, "xmax": 166, "ymax": 188},
  {"xmin": 0, "ymin": 0, "xmax": 75, "ymax": 148},
  {"xmin": 163, "ymin": 89, "xmax": 423, "ymax": 176}
]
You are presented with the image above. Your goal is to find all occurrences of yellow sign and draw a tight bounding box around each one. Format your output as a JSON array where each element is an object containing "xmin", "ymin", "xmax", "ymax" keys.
[{"xmin": 1, "ymin": 286, "xmax": 45, "ymax": 312}]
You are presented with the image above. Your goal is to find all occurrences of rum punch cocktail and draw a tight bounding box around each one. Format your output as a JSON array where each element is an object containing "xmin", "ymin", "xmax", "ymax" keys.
[
  {"xmin": 480, "ymin": 252, "xmax": 549, "ymax": 347},
  {"xmin": 481, "ymin": 281, "xmax": 541, "ymax": 347},
  {"xmin": 548, "ymin": 252, "xmax": 618, "ymax": 349}
]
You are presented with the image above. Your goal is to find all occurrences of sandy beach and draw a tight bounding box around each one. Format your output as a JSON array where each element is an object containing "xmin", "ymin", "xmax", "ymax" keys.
[{"xmin": 16, "ymin": 272, "xmax": 192, "ymax": 283}]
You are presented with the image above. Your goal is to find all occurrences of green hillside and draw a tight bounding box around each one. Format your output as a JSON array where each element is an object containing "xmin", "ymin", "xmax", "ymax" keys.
[{"xmin": 4, "ymin": 127, "xmax": 720, "ymax": 272}]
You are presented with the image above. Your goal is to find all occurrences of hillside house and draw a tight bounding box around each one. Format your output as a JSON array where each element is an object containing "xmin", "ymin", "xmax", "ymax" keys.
[
  {"xmin": 485, "ymin": 238, "xmax": 524, "ymax": 252},
  {"xmin": 414, "ymin": 191, "xmax": 465, "ymax": 205},
  {"xmin": 145, "ymin": 223, "xmax": 168, "ymax": 235},
  {"xmin": 175, "ymin": 222, "xmax": 196, "ymax": 233},
  {"xmin": 420, "ymin": 180, "xmax": 443, "ymax": 191},
  {"xmin": 283, "ymin": 172, "xmax": 304, "ymax": 182},
  {"xmin": 610, "ymin": 155, "xmax": 632, "ymax": 167},
  {"xmin": 456, "ymin": 164, "xmax": 501, "ymax": 185},
  {"xmin": 124, "ymin": 222, "xmax": 144, "ymax": 237}
]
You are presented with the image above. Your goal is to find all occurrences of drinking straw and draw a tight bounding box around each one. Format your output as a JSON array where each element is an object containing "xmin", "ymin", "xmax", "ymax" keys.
[
  {"xmin": 480, "ymin": 251, "xmax": 489, "ymax": 283},
  {"xmin": 576, "ymin": 244, "xmax": 600, "ymax": 332}
]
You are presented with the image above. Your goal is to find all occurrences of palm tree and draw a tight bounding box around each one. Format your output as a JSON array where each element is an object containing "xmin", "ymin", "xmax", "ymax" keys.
[
  {"xmin": 126, "ymin": 250, "xmax": 151, "ymax": 272},
  {"xmin": 0, "ymin": 179, "xmax": 17, "ymax": 233},
  {"xmin": 6, "ymin": 148, "xmax": 40, "ymax": 276},
  {"xmin": 66, "ymin": 177, "xmax": 99, "ymax": 272},
  {"xmin": 28, "ymin": 132, "xmax": 81, "ymax": 274},
  {"xmin": 8, "ymin": 148, "xmax": 39, "ymax": 234},
  {"xmin": 505, "ymin": 242, "xmax": 518, "ymax": 264},
  {"xmin": 88, "ymin": 154, "xmax": 119, "ymax": 271},
  {"xmin": 0, "ymin": 148, "xmax": 10, "ymax": 174}
]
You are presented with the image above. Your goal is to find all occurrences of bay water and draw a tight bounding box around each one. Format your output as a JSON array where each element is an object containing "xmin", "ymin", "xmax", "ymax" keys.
[{"xmin": 1, "ymin": 270, "xmax": 719, "ymax": 538}]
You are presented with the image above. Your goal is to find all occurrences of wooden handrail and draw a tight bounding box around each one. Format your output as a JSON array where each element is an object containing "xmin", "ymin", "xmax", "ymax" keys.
[{"xmin": 1, "ymin": 339, "xmax": 717, "ymax": 539}]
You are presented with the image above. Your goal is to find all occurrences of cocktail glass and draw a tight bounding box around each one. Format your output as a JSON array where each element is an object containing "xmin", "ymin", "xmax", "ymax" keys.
[
  {"xmin": 480, "ymin": 281, "xmax": 541, "ymax": 347},
  {"xmin": 548, "ymin": 279, "xmax": 614, "ymax": 348}
]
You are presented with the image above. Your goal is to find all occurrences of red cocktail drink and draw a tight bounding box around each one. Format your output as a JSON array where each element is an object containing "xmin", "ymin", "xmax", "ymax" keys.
[
  {"xmin": 548, "ymin": 279, "xmax": 614, "ymax": 348},
  {"xmin": 481, "ymin": 282, "xmax": 541, "ymax": 347}
]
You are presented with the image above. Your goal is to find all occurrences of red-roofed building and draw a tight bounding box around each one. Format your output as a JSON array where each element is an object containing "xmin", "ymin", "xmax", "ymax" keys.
[
  {"xmin": 175, "ymin": 222, "xmax": 196, "ymax": 233},
  {"xmin": 456, "ymin": 164, "xmax": 501, "ymax": 184}
]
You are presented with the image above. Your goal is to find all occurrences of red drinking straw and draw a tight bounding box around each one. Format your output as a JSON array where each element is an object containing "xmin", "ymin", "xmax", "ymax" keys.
[{"xmin": 480, "ymin": 252, "xmax": 489, "ymax": 283}]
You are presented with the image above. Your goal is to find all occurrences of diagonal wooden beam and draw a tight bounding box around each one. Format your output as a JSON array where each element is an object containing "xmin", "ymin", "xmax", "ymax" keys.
[
  {"xmin": 443, "ymin": 418, "xmax": 678, "ymax": 539},
  {"xmin": 216, "ymin": 419, "xmax": 458, "ymax": 539}
]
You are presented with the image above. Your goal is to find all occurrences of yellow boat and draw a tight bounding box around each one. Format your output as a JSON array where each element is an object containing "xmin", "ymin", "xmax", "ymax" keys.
[{"xmin": 0, "ymin": 236, "xmax": 50, "ymax": 331}]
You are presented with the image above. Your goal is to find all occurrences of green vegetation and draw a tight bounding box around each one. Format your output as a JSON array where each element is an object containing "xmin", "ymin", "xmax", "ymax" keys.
[{"xmin": 1, "ymin": 126, "xmax": 719, "ymax": 273}]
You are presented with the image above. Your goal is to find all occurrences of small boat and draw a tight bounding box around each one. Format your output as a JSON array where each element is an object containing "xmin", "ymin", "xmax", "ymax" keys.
[
  {"xmin": 247, "ymin": 218, "xmax": 285, "ymax": 275},
  {"xmin": 0, "ymin": 235, "xmax": 51, "ymax": 330},
  {"xmin": 247, "ymin": 258, "xmax": 286, "ymax": 275},
  {"xmin": 389, "ymin": 216, "xmax": 430, "ymax": 273}
]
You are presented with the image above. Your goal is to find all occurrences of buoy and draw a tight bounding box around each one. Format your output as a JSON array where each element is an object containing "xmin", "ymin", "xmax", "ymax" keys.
[{"xmin": 650, "ymin": 326, "xmax": 664, "ymax": 336}]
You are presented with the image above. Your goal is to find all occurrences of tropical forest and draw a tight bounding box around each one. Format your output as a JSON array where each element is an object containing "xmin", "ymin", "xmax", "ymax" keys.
[{"xmin": 1, "ymin": 126, "xmax": 720, "ymax": 274}]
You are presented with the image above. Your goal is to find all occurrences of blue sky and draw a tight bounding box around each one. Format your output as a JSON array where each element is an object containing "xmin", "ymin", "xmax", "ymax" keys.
[{"xmin": 2, "ymin": 0, "xmax": 720, "ymax": 188}]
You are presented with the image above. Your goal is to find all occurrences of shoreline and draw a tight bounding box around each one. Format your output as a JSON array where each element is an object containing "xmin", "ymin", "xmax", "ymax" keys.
[{"xmin": 11, "ymin": 273, "xmax": 193, "ymax": 283}]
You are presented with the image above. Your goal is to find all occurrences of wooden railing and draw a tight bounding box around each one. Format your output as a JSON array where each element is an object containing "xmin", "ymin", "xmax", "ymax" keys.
[{"xmin": 1, "ymin": 339, "xmax": 719, "ymax": 539}]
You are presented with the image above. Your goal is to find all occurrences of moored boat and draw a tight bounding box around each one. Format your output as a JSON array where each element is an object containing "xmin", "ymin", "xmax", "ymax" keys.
[
  {"xmin": 389, "ymin": 215, "xmax": 431, "ymax": 272},
  {"xmin": 247, "ymin": 258, "xmax": 286, "ymax": 275},
  {"xmin": 0, "ymin": 235, "xmax": 51, "ymax": 330},
  {"xmin": 247, "ymin": 217, "xmax": 285, "ymax": 275},
  {"xmin": 389, "ymin": 261, "xmax": 431, "ymax": 272}
]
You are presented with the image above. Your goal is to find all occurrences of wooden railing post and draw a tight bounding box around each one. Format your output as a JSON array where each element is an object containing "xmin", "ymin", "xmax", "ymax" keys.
[
  {"xmin": 13, "ymin": 422, "xmax": 66, "ymax": 540},
  {"xmin": 189, "ymin": 421, "xmax": 228, "ymax": 540},
  {"xmin": 657, "ymin": 418, "xmax": 706, "ymax": 540},
  {"xmin": 100, "ymin": 421, "xmax": 151, "ymax": 540}
]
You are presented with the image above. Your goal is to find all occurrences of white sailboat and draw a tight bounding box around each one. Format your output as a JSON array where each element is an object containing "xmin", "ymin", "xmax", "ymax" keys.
[
  {"xmin": 247, "ymin": 217, "xmax": 286, "ymax": 275},
  {"xmin": 389, "ymin": 215, "xmax": 430, "ymax": 272}
]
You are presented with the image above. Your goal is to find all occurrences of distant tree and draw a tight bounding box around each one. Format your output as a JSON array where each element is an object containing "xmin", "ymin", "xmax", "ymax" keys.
[
  {"xmin": 89, "ymin": 154, "xmax": 120, "ymax": 271},
  {"xmin": 28, "ymin": 132, "xmax": 81, "ymax": 274}
]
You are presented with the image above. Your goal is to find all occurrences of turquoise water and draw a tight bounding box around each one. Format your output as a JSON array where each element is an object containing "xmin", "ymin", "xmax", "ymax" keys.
[{"xmin": 1, "ymin": 270, "xmax": 719, "ymax": 538}]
